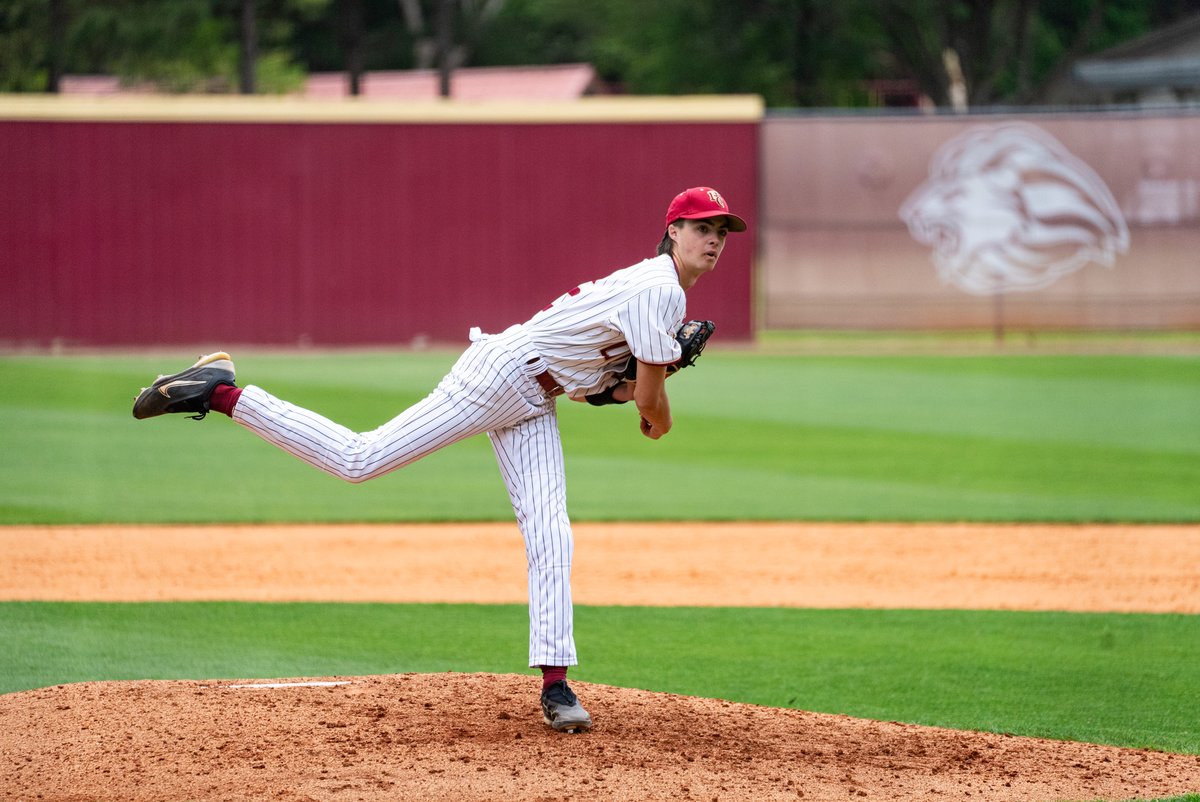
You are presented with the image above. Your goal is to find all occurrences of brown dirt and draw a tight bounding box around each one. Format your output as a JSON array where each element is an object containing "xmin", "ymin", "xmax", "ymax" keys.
[{"xmin": 2, "ymin": 522, "xmax": 1199, "ymax": 802}]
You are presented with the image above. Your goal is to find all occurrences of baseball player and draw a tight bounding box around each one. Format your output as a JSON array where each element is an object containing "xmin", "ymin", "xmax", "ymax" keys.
[{"xmin": 133, "ymin": 186, "xmax": 747, "ymax": 733}]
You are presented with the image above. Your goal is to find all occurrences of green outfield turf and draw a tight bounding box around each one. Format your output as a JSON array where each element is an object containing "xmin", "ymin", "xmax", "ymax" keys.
[
  {"xmin": 2, "ymin": 602, "xmax": 1197, "ymax": 756},
  {"xmin": 1, "ymin": 347, "xmax": 1197, "ymax": 522}
]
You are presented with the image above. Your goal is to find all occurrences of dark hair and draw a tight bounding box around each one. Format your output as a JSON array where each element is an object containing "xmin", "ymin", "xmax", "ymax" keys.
[{"xmin": 657, "ymin": 219, "xmax": 680, "ymax": 256}]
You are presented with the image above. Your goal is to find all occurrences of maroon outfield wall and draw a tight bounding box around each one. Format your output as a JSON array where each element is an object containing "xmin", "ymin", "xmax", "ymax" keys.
[{"xmin": 0, "ymin": 98, "xmax": 759, "ymax": 348}]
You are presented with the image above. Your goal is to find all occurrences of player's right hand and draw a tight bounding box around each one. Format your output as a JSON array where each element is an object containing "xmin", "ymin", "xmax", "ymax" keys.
[{"xmin": 640, "ymin": 416, "xmax": 669, "ymax": 440}]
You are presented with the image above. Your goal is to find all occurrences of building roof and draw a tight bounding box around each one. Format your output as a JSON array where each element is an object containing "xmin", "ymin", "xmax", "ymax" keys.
[
  {"xmin": 1087, "ymin": 13, "xmax": 1200, "ymax": 61},
  {"xmin": 1074, "ymin": 13, "xmax": 1200, "ymax": 89},
  {"xmin": 58, "ymin": 75, "xmax": 150, "ymax": 95},
  {"xmin": 57, "ymin": 63, "xmax": 601, "ymax": 101},
  {"xmin": 304, "ymin": 63, "xmax": 599, "ymax": 101}
]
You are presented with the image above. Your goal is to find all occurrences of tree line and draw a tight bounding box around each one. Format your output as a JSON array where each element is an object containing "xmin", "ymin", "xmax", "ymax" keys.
[{"xmin": 3, "ymin": 0, "xmax": 1199, "ymax": 107}]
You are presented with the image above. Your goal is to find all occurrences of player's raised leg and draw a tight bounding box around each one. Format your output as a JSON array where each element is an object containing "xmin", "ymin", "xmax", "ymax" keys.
[
  {"xmin": 239, "ymin": 343, "xmax": 524, "ymax": 480},
  {"xmin": 132, "ymin": 352, "xmax": 236, "ymax": 420}
]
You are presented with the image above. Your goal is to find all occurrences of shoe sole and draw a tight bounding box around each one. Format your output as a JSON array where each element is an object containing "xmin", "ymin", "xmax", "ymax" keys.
[
  {"xmin": 132, "ymin": 352, "xmax": 235, "ymax": 420},
  {"xmin": 543, "ymin": 713, "xmax": 593, "ymax": 734}
]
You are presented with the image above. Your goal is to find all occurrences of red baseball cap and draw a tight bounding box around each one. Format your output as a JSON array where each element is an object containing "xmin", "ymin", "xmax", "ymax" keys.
[{"xmin": 665, "ymin": 187, "xmax": 747, "ymax": 232}]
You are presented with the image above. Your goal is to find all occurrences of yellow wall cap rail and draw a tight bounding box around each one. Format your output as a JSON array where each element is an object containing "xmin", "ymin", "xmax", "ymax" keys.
[{"xmin": 0, "ymin": 93, "xmax": 764, "ymax": 124}]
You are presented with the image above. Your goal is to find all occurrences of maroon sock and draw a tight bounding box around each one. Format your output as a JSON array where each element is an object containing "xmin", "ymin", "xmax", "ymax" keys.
[
  {"xmin": 540, "ymin": 665, "xmax": 568, "ymax": 688},
  {"xmin": 209, "ymin": 384, "xmax": 243, "ymax": 417}
]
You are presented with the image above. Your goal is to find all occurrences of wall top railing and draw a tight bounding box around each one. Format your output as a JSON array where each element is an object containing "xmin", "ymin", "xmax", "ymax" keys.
[{"xmin": 0, "ymin": 94, "xmax": 765, "ymax": 125}]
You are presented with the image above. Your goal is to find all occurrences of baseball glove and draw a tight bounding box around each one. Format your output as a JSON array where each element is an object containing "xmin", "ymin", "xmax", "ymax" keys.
[
  {"xmin": 585, "ymin": 320, "xmax": 715, "ymax": 406},
  {"xmin": 623, "ymin": 319, "xmax": 716, "ymax": 381}
]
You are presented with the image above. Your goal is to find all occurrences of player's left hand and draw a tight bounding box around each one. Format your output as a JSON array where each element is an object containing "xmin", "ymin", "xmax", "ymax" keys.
[
  {"xmin": 622, "ymin": 319, "xmax": 715, "ymax": 381},
  {"xmin": 584, "ymin": 320, "xmax": 714, "ymax": 407}
]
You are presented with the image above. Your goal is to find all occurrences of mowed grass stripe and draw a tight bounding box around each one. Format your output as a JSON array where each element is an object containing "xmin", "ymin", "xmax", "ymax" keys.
[{"xmin": 1, "ymin": 350, "xmax": 1198, "ymax": 522}]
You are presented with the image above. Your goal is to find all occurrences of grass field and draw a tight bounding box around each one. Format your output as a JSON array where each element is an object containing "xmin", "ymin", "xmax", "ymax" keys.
[
  {"xmin": 1, "ymin": 344, "xmax": 1198, "ymax": 523},
  {"xmin": 2, "ymin": 338, "xmax": 1198, "ymax": 797}
]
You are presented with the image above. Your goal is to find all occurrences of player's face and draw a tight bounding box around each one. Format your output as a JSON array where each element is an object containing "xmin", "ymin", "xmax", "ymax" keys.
[{"xmin": 672, "ymin": 217, "xmax": 729, "ymax": 277}]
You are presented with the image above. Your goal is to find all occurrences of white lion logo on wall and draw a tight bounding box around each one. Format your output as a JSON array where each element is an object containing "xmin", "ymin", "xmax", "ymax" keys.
[{"xmin": 900, "ymin": 122, "xmax": 1129, "ymax": 295}]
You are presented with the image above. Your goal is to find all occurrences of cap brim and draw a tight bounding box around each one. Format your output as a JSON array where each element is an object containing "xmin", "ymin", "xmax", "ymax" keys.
[{"xmin": 678, "ymin": 212, "xmax": 748, "ymax": 232}]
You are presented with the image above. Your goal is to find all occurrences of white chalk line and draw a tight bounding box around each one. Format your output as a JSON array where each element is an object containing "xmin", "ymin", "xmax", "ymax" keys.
[{"xmin": 227, "ymin": 681, "xmax": 352, "ymax": 689}]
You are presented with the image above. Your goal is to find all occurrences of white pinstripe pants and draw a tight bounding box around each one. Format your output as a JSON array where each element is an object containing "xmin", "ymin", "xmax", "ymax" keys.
[{"xmin": 232, "ymin": 333, "xmax": 577, "ymax": 668}]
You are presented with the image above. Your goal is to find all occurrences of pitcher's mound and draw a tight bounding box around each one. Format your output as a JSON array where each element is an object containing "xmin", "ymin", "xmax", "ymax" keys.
[{"xmin": 2, "ymin": 672, "xmax": 1197, "ymax": 802}]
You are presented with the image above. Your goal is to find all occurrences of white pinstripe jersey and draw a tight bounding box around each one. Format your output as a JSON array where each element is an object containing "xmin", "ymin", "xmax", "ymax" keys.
[{"xmin": 523, "ymin": 253, "xmax": 685, "ymax": 398}]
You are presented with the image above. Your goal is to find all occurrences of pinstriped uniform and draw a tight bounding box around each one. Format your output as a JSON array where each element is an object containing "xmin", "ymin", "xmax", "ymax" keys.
[
  {"xmin": 526, "ymin": 254, "xmax": 685, "ymax": 398},
  {"xmin": 231, "ymin": 253, "xmax": 687, "ymax": 669}
]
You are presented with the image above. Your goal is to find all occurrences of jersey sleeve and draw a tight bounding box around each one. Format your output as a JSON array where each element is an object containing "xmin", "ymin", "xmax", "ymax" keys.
[{"xmin": 612, "ymin": 283, "xmax": 686, "ymax": 365}]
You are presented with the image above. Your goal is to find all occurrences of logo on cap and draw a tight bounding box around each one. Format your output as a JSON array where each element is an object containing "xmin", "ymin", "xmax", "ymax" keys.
[{"xmin": 665, "ymin": 186, "xmax": 747, "ymax": 231}]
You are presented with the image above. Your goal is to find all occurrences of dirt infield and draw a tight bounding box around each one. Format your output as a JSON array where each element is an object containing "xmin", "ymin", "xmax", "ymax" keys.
[
  {"xmin": 5, "ymin": 522, "xmax": 1199, "ymax": 611},
  {"xmin": 2, "ymin": 522, "xmax": 1199, "ymax": 802}
]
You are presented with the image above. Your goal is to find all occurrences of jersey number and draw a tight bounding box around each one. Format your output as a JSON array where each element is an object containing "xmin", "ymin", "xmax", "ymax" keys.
[{"xmin": 541, "ymin": 286, "xmax": 581, "ymax": 312}]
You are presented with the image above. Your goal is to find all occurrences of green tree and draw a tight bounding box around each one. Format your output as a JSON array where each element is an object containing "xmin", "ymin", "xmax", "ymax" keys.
[
  {"xmin": 2, "ymin": 0, "xmax": 326, "ymax": 93},
  {"xmin": 471, "ymin": 0, "xmax": 1200, "ymax": 107},
  {"xmin": 0, "ymin": 0, "xmax": 52, "ymax": 90},
  {"xmin": 5, "ymin": 0, "xmax": 1200, "ymax": 103},
  {"xmin": 473, "ymin": 0, "xmax": 866, "ymax": 105},
  {"xmin": 72, "ymin": 0, "xmax": 239, "ymax": 92},
  {"xmin": 291, "ymin": 0, "xmax": 410, "ymax": 74},
  {"xmin": 863, "ymin": 0, "xmax": 1200, "ymax": 108}
]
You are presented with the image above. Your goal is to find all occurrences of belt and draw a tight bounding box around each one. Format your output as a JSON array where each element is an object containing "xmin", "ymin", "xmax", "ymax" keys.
[{"xmin": 528, "ymin": 361, "xmax": 565, "ymax": 397}]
